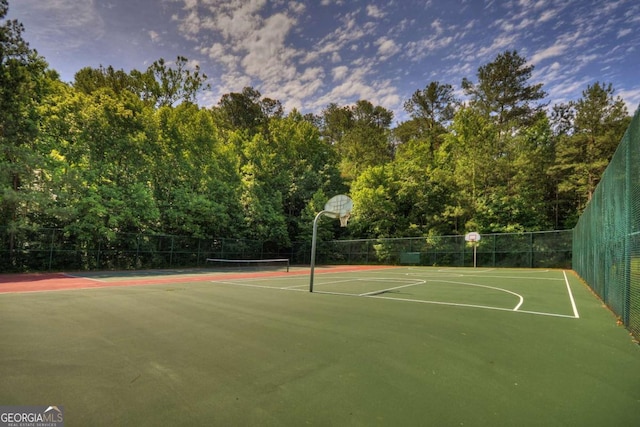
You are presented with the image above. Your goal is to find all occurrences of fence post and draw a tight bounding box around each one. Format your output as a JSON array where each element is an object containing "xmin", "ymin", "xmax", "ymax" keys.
[
  {"xmin": 170, "ymin": 236, "xmax": 174, "ymax": 267},
  {"xmin": 529, "ymin": 232, "xmax": 534, "ymax": 268},
  {"xmin": 136, "ymin": 234, "xmax": 141, "ymax": 268},
  {"xmin": 97, "ymin": 240, "xmax": 101, "ymax": 270},
  {"xmin": 48, "ymin": 229, "xmax": 55, "ymax": 271},
  {"xmin": 492, "ymin": 235, "xmax": 496, "ymax": 267}
]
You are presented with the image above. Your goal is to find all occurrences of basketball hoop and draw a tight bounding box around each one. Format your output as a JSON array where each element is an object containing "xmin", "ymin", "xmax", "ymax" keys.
[
  {"xmin": 465, "ymin": 232, "xmax": 481, "ymax": 268},
  {"xmin": 323, "ymin": 194, "xmax": 353, "ymax": 221},
  {"xmin": 310, "ymin": 195, "xmax": 353, "ymax": 292},
  {"xmin": 465, "ymin": 232, "xmax": 481, "ymax": 243}
]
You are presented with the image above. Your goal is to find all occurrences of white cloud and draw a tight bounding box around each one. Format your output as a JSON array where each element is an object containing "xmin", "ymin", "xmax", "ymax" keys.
[
  {"xmin": 375, "ymin": 36, "xmax": 401, "ymax": 60},
  {"xmin": 475, "ymin": 34, "xmax": 518, "ymax": 59},
  {"xmin": 332, "ymin": 65, "xmax": 349, "ymax": 81},
  {"xmin": 406, "ymin": 35, "xmax": 454, "ymax": 60},
  {"xmin": 10, "ymin": 0, "xmax": 105, "ymax": 50},
  {"xmin": 366, "ymin": 5, "xmax": 386, "ymax": 19},
  {"xmin": 170, "ymin": 0, "xmax": 406, "ymax": 114},
  {"xmin": 213, "ymin": 0, "xmax": 267, "ymax": 41},
  {"xmin": 530, "ymin": 43, "xmax": 569, "ymax": 64},
  {"xmin": 288, "ymin": 1, "xmax": 306, "ymax": 15},
  {"xmin": 538, "ymin": 8, "xmax": 558, "ymax": 23},
  {"xmin": 200, "ymin": 43, "xmax": 239, "ymax": 70},
  {"xmin": 240, "ymin": 12, "xmax": 297, "ymax": 78},
  {"xmin": 300, "ymin": 66, "xmax": 324, "ymax": 82},
  {"xmin": 431, "ymin": 19, "xmax": 444, "ymax": 34},
  {"xmin": 548, "ymin": 77, "xmax": 591, "ymax": 97},
  {"xmin": 148, "ymin": 31, "xmax": 161, "ymax": 43},
  {"xmin": 315, "ymin": 14, "xmax": 370, "ymax": 56},
  {"xmin": 617, "ymin": 28, "xmax": 632, "ymax": 38},
  {"xmin": 618, "ymin": 87, "xmax": 640, "ymax": 114},
  {"xmin": 169, "ymin": 0, "xmax": 635, "ymax": 118}
]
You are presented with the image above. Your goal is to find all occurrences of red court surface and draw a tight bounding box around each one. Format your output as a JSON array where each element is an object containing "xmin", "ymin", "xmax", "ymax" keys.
[{"xmin": 0, "ymin": 265, "xmax": 393, "ymax": 294}]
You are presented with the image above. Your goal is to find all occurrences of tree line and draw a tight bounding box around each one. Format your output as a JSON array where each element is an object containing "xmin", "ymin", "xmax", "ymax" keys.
[{"xmin": 0, "ymin": 0, "xmax": 632, "ymax": 254}]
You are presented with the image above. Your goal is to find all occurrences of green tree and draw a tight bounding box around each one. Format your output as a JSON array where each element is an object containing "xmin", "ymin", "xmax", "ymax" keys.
[
  {"xmin": 74, "ymin": 56, "xmax": 209, "ymax": 108},
  {"xmin": 44, "ymin": 87, "xmax": 159, "ymax": 241},
  {"xmin": 147, "ymin": 56, "xmax": 210, "ymax": 107},
  {"xmin": 472, "ymin": 114, "xmax": 554, "ymax": 232},
  {"xmin": 239, "ymin": 135, "xmax": 289, "ymax": 244},
  {"xmin": 462, "ymin": 50, "xmax": 546, "ymax": 134},
  {"xmin": 550, "ymin": 82, "xmax": 630, "ymax": 226},
  {"xmin": 350, "ymin": 165, "xmax": 399, "ymax": 237},
  {"xmin": 321, "ymin": 100, "xmax": 393, "ymax": 181},
  {"xmin": 394, "ymin": 81, "xmax": 457, "ymax": 164},
  {"xmin": 152, "ymin": 103, "xmax": 242, "ymax": 238},
  {"xmin": 443, "ymin": 107, "xmax": 498, "ymax": 232},
  {"xmin": 404, "ymin": 81, "xmax": 457, "ymax": 131},
  {"xmin": 268, "ymin": 111, "xmax": 343, "ymax": 237},
  {"xmin": 216, "ymin": 86, "xmax": 283, "ymax": 136},
  {"xmin": 74, "ymin": 65, "xmax": 135, "ymax": 96},
  {"xmin": 0, "ymin": 0, "xmax": 50, "ymax": 252},
  {"xmin": 392, "ymin": 137, "xmax": 456, "ymax": 236}
]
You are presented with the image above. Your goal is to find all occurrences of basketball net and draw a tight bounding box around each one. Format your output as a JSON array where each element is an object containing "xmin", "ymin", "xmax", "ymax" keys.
[{"xmin": 339, "ymin": 212, "xmax": 351, "ymax": 227}]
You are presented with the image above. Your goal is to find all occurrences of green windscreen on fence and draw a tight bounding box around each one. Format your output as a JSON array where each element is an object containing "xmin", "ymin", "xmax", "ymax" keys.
[{"xmin": 573, "ymin": 107, "xmax": 640, "ymax": 341}]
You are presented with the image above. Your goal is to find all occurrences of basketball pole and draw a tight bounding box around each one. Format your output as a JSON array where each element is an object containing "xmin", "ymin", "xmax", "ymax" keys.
[
  {"xmin": 473, "ymin": 240, "xmax": 477, "ymax": 268},
  {"xmin": 309, "ymin": 210, "xmax": 330, "ymax": 293}
]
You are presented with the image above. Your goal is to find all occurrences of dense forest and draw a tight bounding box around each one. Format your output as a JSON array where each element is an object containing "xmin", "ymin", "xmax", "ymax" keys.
[{"xmin": 0, "ymin": 0, "xmax": 633, "ymax": 252}]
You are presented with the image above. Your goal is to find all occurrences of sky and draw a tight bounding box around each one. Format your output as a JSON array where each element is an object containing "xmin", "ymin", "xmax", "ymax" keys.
[{"xmin": 7, "ymin": 0, "xmax": 640, "ymax": 122}]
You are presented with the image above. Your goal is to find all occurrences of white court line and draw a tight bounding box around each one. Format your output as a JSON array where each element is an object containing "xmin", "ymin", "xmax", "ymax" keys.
[
  {"xmin": 437, "ymin": 268, "xmax": 496, "ymax": 273},
  {"xmin": 62, "ymin": 273, "xmax": 106, "ymax": 282},
  {"xmin": 564, "ymin": 270, "xmax": 580, "ymax": 318},
  {"xmin": 351, "ymin": 294, "xmax": 578, "ymax": 318},
  {"xmin": 459, "ymin": 274, "xmax": 562, "ymax": 282},
  {"xmin": 210, "ymin": 280, "xmax": 306, "ymax": 291},
  {"xmin": 436, "ymin": 280, "xmax": 524, "ymax": 311},
  {"xmin": 359, "ymin": 280, "xmax": 426, "ymax": 296},
  {"xmin": 283, "ymin": 278, "xmax": 354, "ymax": 290},
  {"xmin": 404, "ymin": 273, "xmax": 562, "ymax": 281},
  {"xmin": 210, "ymin": 273, "xmax": 577, "ymax": 319}
]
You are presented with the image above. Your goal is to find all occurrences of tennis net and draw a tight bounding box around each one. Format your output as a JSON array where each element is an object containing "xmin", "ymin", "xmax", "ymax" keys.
[{"xmin": 205, "ymin": 258, "xmax": 290, "ymax": 272}]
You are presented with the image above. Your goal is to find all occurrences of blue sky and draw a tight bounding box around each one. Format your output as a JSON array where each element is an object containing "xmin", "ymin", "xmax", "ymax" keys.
[{"xmin": 8, "ymin": 0, "xmax": 640, "ymax": 121}]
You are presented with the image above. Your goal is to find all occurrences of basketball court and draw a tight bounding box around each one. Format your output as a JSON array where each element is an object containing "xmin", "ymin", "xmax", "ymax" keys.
[{"xmin": 1, "ymin": 265, "xmax": 639, "ymax": 425}]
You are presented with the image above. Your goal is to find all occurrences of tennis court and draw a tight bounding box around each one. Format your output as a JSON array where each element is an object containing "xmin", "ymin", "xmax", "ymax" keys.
[{"xmin": 1, "ymin": 266, "xmax": 639, "ymax": 425}]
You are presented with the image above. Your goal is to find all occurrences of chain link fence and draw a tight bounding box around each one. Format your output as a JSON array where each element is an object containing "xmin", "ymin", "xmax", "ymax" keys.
[
  {"xmin": 573, "ymin": 107, "xmax": 640, "ymax": 342},
  {"xmin": 0, "ymin": 228, "xmax": 264, "ymax": 273},
  {"xmin": 289, "ymin": 230, "xmax": 572, "ymax": 269},
  {"xmin": 2, "ymin": 227, "xmax": 572, "ymax": 273}
]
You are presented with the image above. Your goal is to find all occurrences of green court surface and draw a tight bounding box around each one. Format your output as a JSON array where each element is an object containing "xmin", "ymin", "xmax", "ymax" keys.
[{"xmin": 1, "ymin": 267, "xmax": 639, "ymax": 426}]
